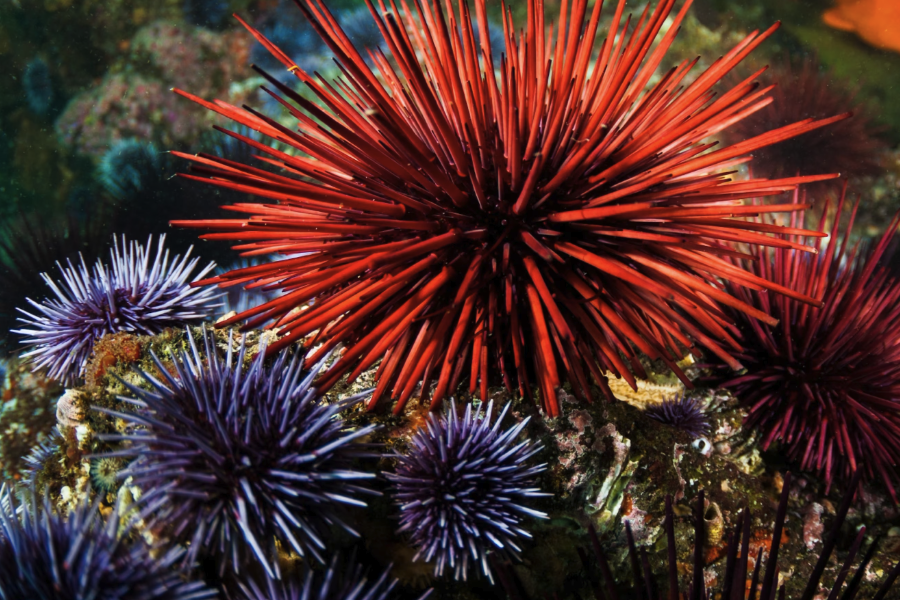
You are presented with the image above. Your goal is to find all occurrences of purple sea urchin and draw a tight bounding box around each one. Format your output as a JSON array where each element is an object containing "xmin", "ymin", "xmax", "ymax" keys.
[
  {"xmin": 237, "ymin": 555, "xmax": 433, "ymax": 600},
  {"xmin": 645, "ymin": 392, "xmax": 710, "ymax": 438},
  {"xmin": 386, "ymin": 401, "xmax": 548, "ymax": 582},
  {"xmin": 95, "ymin": 326, "xmax": 381, "ymax": 579},
  {"xmin": 14, "ymin": 235, "xmax": 219, "ymax": 384},
  {"xmin": 0, "ymin": 486, "xmax": 215, "ymax": 600}
]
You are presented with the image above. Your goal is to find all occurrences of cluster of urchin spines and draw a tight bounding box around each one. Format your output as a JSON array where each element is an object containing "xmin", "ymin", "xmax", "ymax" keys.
[
  {"xmin": 0, "ymin": 485, "xmax": 214, "ymax": 600},
  {"xmin": 715, "ymin": 192, "xmax": 900, "ymax": 500},
  {"xmin": 236, "ymin": 554, "xmax": 435, "ymax": 600},
  {"xmin": 14, "ymin": 234, "xmax": 220, "ymax": 384},
  {"xmin": 94, "ymin": 326, "xmax": 381, "ymax": 580},
  {"xmin": 386, "ymin": 400, "xmax": 549, "ymax": 582}
]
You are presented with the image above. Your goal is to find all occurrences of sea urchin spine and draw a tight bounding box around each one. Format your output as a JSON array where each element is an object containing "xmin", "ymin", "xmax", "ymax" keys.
[
  {"xmin": 14, "ymin": 234, "xmax": 219, "ymax": 384},
  {"xmin": 0, "ymin": 486, "xmax": 214, "ymax": 600},
  {"xmin": 174, "ymin": 0, "xmax": 845, "ymax": 415},
  {"xmin": 716, "ymin": 187, "xmax": 900, "ymax": 500},
  {"xmin": 386, "ymin": 400, "xmax": 548, "ymax": 581},
  {"xmin": 95, "ymin": 326, "xmax": 381, "ymax": 579}
]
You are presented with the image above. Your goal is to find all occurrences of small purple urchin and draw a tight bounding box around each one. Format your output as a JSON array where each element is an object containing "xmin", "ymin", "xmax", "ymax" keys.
[
  {"xmin": 0, "ymin": 486, "xmax": 215, "ymax": 600},
  {"xmin": 14, "ymin": 234, "xmax": 219, "ymax": 384},
  {"xmin": 386, "ymin": 401, "xmax": 548, "ymax": 582},
  {"xmin": 644, "ymin": 392, "xmax": 710, "ymax": 438},
  {"xmin": 237, "ymin": 554, "xmax": 434, "ymax": 600},
  {"xmin": 95, "ymin": 326, "xmax": 381, "ymax": 579}
]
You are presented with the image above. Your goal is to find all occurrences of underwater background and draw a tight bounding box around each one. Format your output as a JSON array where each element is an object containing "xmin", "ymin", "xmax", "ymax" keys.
[{"xmin": 2, "ymin": 0, "xmax": 900, "ymax": 598}]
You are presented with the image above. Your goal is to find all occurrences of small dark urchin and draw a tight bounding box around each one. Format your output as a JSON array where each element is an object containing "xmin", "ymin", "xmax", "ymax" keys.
[
  {"xmin": 386, "ymin": 401, "xmax": 548, "ymax": 581},
  {"xmin": 645, "ymin": 392, "xmax": 710, "ymax": 438},
  {"xmin": 14, "ymin": 234, "xmax": 219, "ymax": 383},
  {"xmin": 174, "ymin": 0, "xmax": 846, "ymax": 416},
  {"xmin": 95, "ymin": 326, "xmax": 381, "ymax": 579},
  {"xmin": 0, "ymin": 486, "xmax": 215, "ymax": 600},
  {"xmin": 714, "ymin": 189, "xmax": 900, "ymax": 500}
]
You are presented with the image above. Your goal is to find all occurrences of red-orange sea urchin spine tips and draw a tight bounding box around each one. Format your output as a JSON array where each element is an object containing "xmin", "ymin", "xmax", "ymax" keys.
[{"xmin": 171, "ymin": 0, "xmax": 845, "ymax": 416}]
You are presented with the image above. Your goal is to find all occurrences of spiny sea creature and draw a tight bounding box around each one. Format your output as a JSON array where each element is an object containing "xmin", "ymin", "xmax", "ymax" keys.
[
  {"xmin": 173, "ymin": 0, "xmax": 844, "ymax": 416},
  {"xmin": 498, "ymin": 472, "xmax": 900, "ymax": 599},
  {"xmin": 715, "ymin": 188, "xmax": 900, "ymax": 500},
  {"xmin": 236, "ymin": 555, "xmax": 434, "ymax": 600},
  {"xmin": 0, "ymin": 211, "xmax": 110, "ymax": 354},
  {"xmin": 386, "ymin": 400, "xmax": 547, "ymax": 581},
  {"xmin": 0, "ymin": 486, "xmax": 215, "ymax": 600},
  {"xmin": 89, "ymin": 456, "xmax": 123, "ymax": 493},
  {"xmin": 723, "ymin": 56, "xmax": 886, "ymax": 193},
  {"xmin": 97, "ymin": 139, "xmax": 165, "ymax": 203},
  {"xmin": 645, "ymin": 392, "xmax": 710, "ymax": 438},
  {"xmin": 20, "ymin": 427, "xmax": 63, "ymax": 488},
  {"xmin": 14, "ymin": 234, "xmax": 218, "ymax": 384},
  {"xmin": 95, "ymin": 326, "xmax": 381, "ymax": 579}
]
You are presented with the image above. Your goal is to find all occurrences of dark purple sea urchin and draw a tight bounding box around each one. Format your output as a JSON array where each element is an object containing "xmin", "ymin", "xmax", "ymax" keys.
[
  {"xmin": 14, "ymin": 234, "xmax": 219, "ymax": 384},
  {"xmin": 386, "ymin": 401, "xmax": 548, "ymax": 582},
  {"xmin": 95, "ymin": 327, "xmax": 381, "ymax": 580},
  {"xmin": 645, "ymin": 392, "xmax": 710, "ymax": 438},
  {"xmin": 0, "ymin": 486, "xmax": 214, "ymax": 600}
]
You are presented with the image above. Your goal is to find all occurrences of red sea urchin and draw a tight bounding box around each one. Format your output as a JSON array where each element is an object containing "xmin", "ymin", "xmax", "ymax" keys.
[
  {"xmin": 173, "ymin": 0, "xmax": 846, "ymax": 416},
  {"xmin": 723, "ymin": 56, "xmax": 886, "ymax": 193},
  {"xmin": 715, "ymin": 187, "xmax": 900, "ymax": 500}
]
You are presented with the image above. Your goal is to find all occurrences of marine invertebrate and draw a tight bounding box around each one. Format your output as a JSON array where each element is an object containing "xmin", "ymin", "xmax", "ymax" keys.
[
  {"xmin": 20, "ymin": 427, "xmax": 63, "ymax": 488},
  {"xmin": 249, "ymin": 1, "xmax": 326, "ymax": 76},
  {"xmin": 644, "ymin": 392, "xmax": 710, "ymax": 438},
  {"xmin": 499, "ymin": 472, "xmax": 900, "ymax": 599},
  {"xmin": 90, "ymin": 456, "xmax": 123, "ymax": 493},
  {"xmin": 97, "ymin": 139, "xmax": 165, "ymax": 202},
  {"xmin": 174, "ymin": 0, "xmax": 844, "ymax": 415},
  {"xmin": 22, "ymin": 58, "xmax": 53, "ymax": 116},
  {"xmin": 715, "ymin": 190, "xmax": 900, "ymax": 500},
  {"xmin": 0, "ymin": 211, "xmax": 110, "ymax": 353},
  {"xmin": 95, "ymin": 327, "xmax": 380, "ymax": 579},
  {"xmin": 385, "ymin": 400, "xmax": 547, "ymax": 581},
  {"xmin": 55, "ymin": 389, "xmax": 85, "ymax": 429},
  {"xmin": 215, "ymin": 257, "xmax": 279, "ymax": 318},
  {"xmin": 14, "ymin": 235, "xmax": 218, "ymax": 384},
  {"xmin": 724, "ymin": 56, "xmax": 886, "ymax": 192},
  {"xmin": 237, "ymin": 555, "xmax": 433, "ymax": 600},
  {"xmin": 0, "ymin": 486, "xmax": 215, "ymax": 600}
]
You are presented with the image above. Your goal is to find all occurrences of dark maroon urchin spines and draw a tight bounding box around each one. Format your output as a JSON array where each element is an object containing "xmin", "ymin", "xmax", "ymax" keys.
[
  {"xmin": 385, "ymin": 400, "xmax": 548, "ymax": 582},
  {"xmin": 94, "ymin": 326, "xmax": 381, "ymax": 579},
  {"xmin": 645, "ymin": 392, "xmax": 710, "ymax": 438},
  {"xmin": 724, "ymin": 55, "xmax": 886, "ymax": 191},
  {"xmin": 0, "ymin": 485, "xmax": 215, "ymax": 600},
  {"xmin": 13, "ymin": 234, "xmax": 220, "ymax": 384},
  {"xmin": 712, "ymin": 188, "xmax": 900, "ymax": 500},
  {"xmin": 497, "ymin": 471, "xmax": 900, "ymax": 599}
]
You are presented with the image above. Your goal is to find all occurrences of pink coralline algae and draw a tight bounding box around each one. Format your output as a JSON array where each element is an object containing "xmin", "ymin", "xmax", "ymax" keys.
[{"xmin": 56, "ymin": 22, "xmax": 251, "ymax": 160}]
